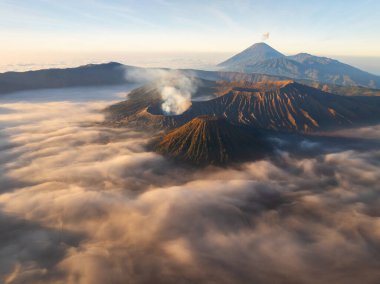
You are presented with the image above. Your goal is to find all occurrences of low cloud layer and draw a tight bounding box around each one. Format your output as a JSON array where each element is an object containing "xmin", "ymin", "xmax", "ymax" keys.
[{"xmin": 0, "ymin": 89, "xmax": 380, "ymax": 284}]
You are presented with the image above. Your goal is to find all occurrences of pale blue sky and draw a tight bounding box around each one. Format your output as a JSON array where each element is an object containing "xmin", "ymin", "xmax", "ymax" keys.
[{"xmin": 0, "ymin": 0, "xmax": 379, "ymax": 66}]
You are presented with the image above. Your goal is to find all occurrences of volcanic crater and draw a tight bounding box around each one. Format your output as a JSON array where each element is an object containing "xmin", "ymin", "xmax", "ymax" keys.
[{"xmin": 105, "ymin": 79, "xmax": 380, "ymax": 165}]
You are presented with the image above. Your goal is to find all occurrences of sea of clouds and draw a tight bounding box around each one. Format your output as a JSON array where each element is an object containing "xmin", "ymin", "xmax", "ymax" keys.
[{"xmin": 0, "ymin": 86, "xmax": 379, "ymax": 284}]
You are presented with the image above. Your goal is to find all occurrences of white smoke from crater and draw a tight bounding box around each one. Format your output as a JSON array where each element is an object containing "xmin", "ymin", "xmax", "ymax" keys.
[
  {"xmin": 161, "ymin": 86, "xmax": 192, "ymax": 115},
  {"xmin": 125, "ymin": 68, "xmax": 198, "ymax": 115},
  {"xmin": 159, "ymin": 72, "xmax": 197, "ymax": 115}
]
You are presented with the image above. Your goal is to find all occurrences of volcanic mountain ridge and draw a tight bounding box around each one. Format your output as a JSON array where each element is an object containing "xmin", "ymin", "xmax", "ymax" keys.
[{"xmin": 106, "ymin": 80, "xmax": 380, "ymax": 132}]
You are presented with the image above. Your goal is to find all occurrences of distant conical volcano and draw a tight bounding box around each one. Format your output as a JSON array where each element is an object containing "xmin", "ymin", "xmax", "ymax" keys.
[
  {"xmin": 218, "ymin": 42, "xmax": 380, "ymax": 88},
  {"xmin": 154, "ymin": 116, "xmax": 270, "ymax": 165},
  {"xmin": 218, "ymin": 42, "xmax": 284, "ymax": 69}
]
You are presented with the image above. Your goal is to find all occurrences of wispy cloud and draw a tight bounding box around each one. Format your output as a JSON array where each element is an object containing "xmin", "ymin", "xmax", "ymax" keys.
[
  {"xmin": 80, "ymin": 0, "xmax": 158, "ymax": 28},
  {"xmin": 207, "ymin": 6, "xmax": 244, "ymax": 33}
]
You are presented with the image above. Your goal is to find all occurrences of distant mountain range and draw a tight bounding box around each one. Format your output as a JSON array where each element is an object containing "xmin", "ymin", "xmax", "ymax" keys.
[
  {"xmin": 218, "ymin": 42, "xmax": 380, "ymax": 88},
  {"xmin": 1, "ymin": 61, "xmax": 380, "ymax": 97}
]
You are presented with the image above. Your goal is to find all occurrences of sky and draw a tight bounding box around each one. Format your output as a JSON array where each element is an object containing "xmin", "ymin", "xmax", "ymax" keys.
[{"xmin": 0, "ymin": 0, "xmax": 380, "ymax": 71}]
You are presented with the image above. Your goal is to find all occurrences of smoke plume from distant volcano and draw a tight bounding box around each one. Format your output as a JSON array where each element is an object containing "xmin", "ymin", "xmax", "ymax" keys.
[{"xmin": 262, "ymin": 32, "xmax": 270, "ymax": 41}]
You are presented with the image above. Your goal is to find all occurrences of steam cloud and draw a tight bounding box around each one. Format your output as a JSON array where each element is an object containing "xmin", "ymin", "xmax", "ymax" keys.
[
  {"xmin": 262, "ymin": 32, "xmax": 270, "ymax": 41},
  {"xmin": 0, "ymin": 89, "xmax": 380, "ymax": 284},
  {"xmin": 160, "ymin": 80, "xmax": 193, "ymax": 115},
  {"xmin": 125, "ymin": 68, "xmax": 197, "ymax": 115}
]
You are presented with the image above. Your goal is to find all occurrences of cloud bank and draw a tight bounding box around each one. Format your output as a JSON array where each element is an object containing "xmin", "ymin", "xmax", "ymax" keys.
[{"xmin": 0, "ymin": 90, "xmax": 380, "ymax": 284}]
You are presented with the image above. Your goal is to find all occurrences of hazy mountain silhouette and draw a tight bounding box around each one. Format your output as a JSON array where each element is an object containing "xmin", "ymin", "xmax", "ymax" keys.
[
  {"xmin": 0, "ymin": 62, "xmax": 136, "ymax": 94},
  {"xmin": 218, "ymin": 43, "xmax": 380, "ymax": 88}
]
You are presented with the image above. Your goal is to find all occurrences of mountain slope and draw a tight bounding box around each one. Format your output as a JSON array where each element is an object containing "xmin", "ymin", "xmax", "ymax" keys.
[
  {"xmin": 287, "ymin": 53, "xmax": 379, "ymax": 87},
  {"xmin": 218, "ymin": 43, "xmax": 380, "ymax": 88},
  {"xmin": 154, "ymin": 116, "xmax": 270, "ymax": 165},
  {"xmin": 242, "ymin": 57, "xmax": 304, "ymax": 78},
  {"xmin": 218, "ymin": 42, "xmax": 284, "ymax": 69}
]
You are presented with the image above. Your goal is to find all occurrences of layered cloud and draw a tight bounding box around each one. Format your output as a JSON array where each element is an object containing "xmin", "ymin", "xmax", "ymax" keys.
[{"xmin": 0, "ymin": 90, "xmax": 379, "ymax": 284}]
